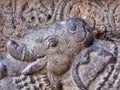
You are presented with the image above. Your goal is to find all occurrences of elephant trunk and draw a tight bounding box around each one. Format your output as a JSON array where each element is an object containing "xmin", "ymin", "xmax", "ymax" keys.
[{"xmin": 6, "ymin": 40, "xmax": 36, "ymax": 62}]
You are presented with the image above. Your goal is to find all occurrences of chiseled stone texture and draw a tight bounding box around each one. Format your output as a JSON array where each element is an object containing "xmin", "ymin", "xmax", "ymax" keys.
[{"xmin": 0, "ymin": 0, "xmax": 120, "ymax": 90}]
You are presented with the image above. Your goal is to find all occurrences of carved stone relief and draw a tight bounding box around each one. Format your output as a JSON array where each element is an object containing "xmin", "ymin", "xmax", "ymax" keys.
[{"xmin": 0, "ymin": 0, "xmax": 120, "ymax": 90}]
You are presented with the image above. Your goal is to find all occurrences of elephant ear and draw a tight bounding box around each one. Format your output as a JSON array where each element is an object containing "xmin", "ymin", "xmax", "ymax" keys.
[{"xmin": 72, "ymin": 39, "xmax": 117, "ymax": 90}]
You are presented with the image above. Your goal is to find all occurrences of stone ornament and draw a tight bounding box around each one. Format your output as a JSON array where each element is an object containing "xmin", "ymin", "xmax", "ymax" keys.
[
  {"xmin": 1, "ymin": 17, "xmax": 117, "ymax": 90},
  {"xmin": 0, "ymin": 0, "xmax": 120, "ymax": 90},
  {"xmin": 6, "ymin": 17, "xmax": 93, "ymax": 90}
]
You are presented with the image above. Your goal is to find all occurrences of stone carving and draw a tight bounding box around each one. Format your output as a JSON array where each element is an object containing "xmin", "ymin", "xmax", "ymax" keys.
[
  {"xmin": 5, "ymin": 17, "xmax": 118, "ymax": 90},
  {"xmin": 13, "ymin": 73, "xmax": 51, "ymax": 90},
  {"xmin": 63, "ymin": 0, "xmax": 120, "ymax": 39},
  {"xmin": 1, "ymin": 0, "xmax": 120, "ymax": 48},
  {"xmin": 0, "ymin": 57, "xmax": 7, "ymax": 79},
  {"xmin": 72, "ymin": 40, "xmax": 117, "ymax": 90},
  {"xmin": 0, "ymin": 0, "xmax": 120, "ymax": 90},
  {"xmin": 6, "ymin": 17, "xmax": 93, "ymax": 90}
]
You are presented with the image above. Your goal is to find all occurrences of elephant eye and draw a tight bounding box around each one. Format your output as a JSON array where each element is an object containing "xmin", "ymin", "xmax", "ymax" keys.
[
  {"xmin": 49, "ymin": 40, "xmax": 57, "ymax": 47},
  {"xmin": 48, "ymin": 38, "xmax": 58, "ymax": 47}
]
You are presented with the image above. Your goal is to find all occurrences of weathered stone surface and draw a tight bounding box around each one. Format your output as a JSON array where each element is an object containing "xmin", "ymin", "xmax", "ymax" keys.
[
  {"xmin": 0, "ymin": 0, "xmax": 120, "ymax": 90},
  {"xmin": 6, "ymin": 17, "xmax": 93, "ymax": 90}
]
